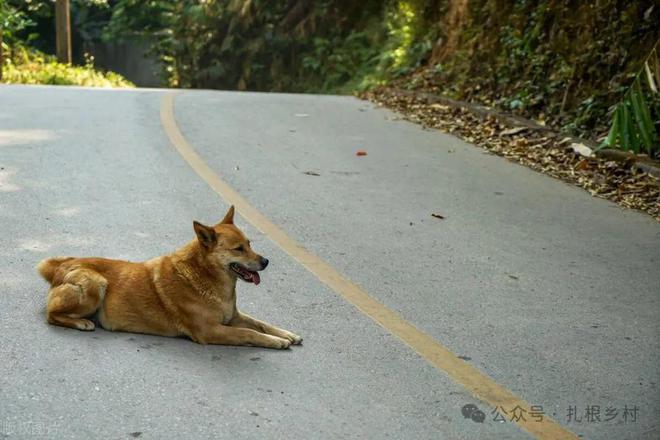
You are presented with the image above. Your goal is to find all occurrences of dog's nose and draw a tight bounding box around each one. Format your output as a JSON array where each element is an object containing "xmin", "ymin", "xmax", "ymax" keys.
[{"xmin": 260, "ymin": 257, "xmax": 269, "ymax": 269}]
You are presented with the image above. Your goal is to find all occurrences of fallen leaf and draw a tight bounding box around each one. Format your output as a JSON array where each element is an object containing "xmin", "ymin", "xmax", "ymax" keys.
[
  {"xmin": 513, "ymin": 138, "xmax": 528, "ymax": 148},
  {"xmin": 570, "ymin": 142, "xmax": 594, "ymax": 158},
  {"xmin": 575, "ymin": 159, "xmax": 590, "ymax": 171},
  {"xmin": 430, "ymin": 103, "xmax": 450, "ymax": 111},
  {"xmin": 500, "ymin": 126, "xmax": 528, "ymax": 136}
]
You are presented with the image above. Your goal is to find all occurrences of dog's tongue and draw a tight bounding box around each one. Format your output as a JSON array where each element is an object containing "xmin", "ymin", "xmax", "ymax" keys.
[{"xmin": 249, "ymin": 271, "xmax": 261, "ymax": 286}]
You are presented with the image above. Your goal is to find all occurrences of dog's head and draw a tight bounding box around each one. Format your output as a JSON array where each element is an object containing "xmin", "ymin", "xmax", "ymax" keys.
[{"xmin": 193, "ymin": 205, "xmax": 268, "ymax": 285}]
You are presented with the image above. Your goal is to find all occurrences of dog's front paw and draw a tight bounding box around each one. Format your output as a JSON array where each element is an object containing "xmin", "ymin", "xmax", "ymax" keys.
[
  {"xmin": 283, "ymin": 331, "xmax": 303, "ymax": 345},
  {"xmin": 76, "ymin": 319, "xmax": 96, "ymax": 331},
  {"xmin": 267, "ymin": 336, "xmax": 291, "ymax": 349}
]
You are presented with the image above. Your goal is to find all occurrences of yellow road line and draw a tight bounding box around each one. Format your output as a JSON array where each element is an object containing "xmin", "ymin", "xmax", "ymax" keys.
[{"xmin": 160, "ymin": 92, "xmax": 578, "ymax": 440}]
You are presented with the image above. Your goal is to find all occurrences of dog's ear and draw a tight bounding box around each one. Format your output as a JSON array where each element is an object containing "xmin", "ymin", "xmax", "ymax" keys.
[
  {"xmin": 220, "ymin": 205, "xmax": 235, "ymax": 225},
  {"xmin": 193, "ymin": 221, "xmax": 217, "ymax": 248}
]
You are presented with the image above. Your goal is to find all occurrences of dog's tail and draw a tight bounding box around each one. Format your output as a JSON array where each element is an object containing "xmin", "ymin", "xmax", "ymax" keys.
[{"xmin": 37, "ymin": 257, "xmax": 73, "ymax": 284}]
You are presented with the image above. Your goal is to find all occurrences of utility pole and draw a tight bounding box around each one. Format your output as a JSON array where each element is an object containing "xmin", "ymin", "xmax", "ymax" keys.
[{"xmin": 55, "ymin": 0, "xmax": 71, "ymax": 64}]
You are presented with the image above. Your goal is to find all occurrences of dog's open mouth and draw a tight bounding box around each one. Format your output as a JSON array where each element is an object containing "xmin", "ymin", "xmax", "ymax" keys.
[{"xmin": 230, "ymin": 263, "xmax": 261, "ymax": 285}]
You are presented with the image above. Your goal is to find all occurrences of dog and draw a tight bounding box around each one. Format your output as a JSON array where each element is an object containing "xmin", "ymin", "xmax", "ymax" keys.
[{"xmin": 37, "ymin": 206, "xmax": 302, "ymax": 349}]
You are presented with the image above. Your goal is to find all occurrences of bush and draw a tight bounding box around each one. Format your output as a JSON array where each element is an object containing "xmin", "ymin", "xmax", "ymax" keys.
[{"xmin": 1, "ymin": 45, "xmax": 133, "ymax": 87}]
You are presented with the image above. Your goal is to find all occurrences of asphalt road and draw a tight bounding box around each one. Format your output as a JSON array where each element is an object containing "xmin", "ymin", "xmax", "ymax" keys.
[{"xmin": 0, "ymin": 85, "xmax": 658, "ymax": 440}]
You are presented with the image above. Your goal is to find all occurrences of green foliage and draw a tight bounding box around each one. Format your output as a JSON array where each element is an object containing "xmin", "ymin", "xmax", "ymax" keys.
[
  {"xmin": 302, "ymin": 30, "xmax": 382, "ymax": 93},
  {"xmin": 354, "ymin": 1, "xmax": 439, "ymax": 90},
  {"xmin": 1, "ymin": 0, "xmax": 130, "ymax": 87},
  {"xmin": 1, "ymin": 44, "xmax": 133, "ymax": 87},
  {"xmin": 100, "ymin": 0, "xmax": 443, "ymax": 92},
  {"xmin": 600, "ymin": 45, "xmax": 659, "ymax": 155},
  {"xmin": 0, "ymin": 0, "xmax": 36, "ymax": 46},
  {"xmin": 1, "ymin": 0, "xmax": 113, "ymax": 57},
  {"xmin": 380, "ymin": 1, "xmax": 433, "ymax": 76},
  {"xmin": 423, "ymin": 1, "xmax": 659, "ymax": 143}
]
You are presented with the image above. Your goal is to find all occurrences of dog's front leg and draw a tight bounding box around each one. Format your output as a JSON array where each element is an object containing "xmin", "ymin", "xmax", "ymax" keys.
[
  {"xmin": 230, "ymin": 311, "xmax": 303, "ymax": 345},
  {"xmin": 191, "ymin": 324, "xmax": 291, "ymax": 349}
]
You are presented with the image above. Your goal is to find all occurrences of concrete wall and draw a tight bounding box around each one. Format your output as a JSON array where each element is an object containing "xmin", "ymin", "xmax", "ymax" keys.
[{"xmin": 88, "ymin": 40, "xmax": 161, "ymax": 87}]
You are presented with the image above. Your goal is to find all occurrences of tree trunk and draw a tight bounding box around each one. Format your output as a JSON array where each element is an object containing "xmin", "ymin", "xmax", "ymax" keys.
[{"xmin": 55, "ymin": 0, "xmax": 72, "ymax": 64}]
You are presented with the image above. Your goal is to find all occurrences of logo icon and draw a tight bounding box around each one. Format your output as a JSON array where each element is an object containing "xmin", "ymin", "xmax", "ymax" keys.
[{"xmin": 462, "ymin": 404, "xmax": 486, "ymax": 423}]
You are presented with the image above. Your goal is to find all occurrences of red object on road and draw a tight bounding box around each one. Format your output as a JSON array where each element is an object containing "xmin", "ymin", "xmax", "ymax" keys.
[{"xmin": 356, "ymin": 150, "xmax": 367, "ymax": 156}]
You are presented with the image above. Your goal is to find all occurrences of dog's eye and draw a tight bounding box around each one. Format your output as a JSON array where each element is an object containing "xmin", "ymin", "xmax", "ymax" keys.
[{"xmin": 234, "ymin": 245, "xmax": 244, "ymax": 252}]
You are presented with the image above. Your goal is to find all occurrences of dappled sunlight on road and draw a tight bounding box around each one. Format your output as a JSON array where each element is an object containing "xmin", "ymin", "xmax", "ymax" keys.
[
  {"xmin": 52, "ymin": 206, "xmax": 81, "ymax": 217},
  {"xmin": 17, "ymin": 238, "xmax": 53, "ymax": 253},
  {"xmin": 0, "ymin": 129, "xmax": 57, "ymax": 147},
  {"xmin": 0, "ymin": 168, "xmax": 21, "ymax": 192},
  {"xmin": 17, "ymin": 235, "xmax": 96, "ymax": 253}
]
